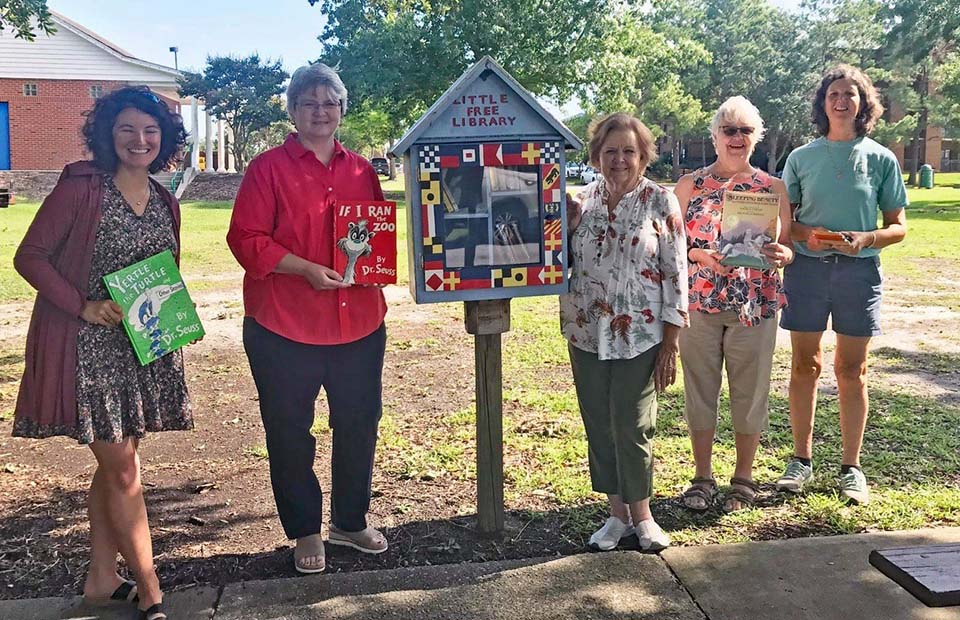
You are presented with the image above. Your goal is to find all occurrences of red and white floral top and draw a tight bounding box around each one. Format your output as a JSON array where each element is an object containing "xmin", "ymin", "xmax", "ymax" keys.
[{"xmin": 684, "ymin": 168, "xmax": 786, "ymax": 327}]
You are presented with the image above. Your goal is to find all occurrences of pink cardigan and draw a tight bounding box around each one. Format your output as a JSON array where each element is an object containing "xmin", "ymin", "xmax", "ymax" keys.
[{"xmin": 12, "ymin": 161, "xmax": 181, "ymax": 437}]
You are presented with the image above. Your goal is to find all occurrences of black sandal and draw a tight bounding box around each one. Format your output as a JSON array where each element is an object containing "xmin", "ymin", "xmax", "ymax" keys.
[
  {"xmin": 723, "ymin": 477, "xmax": 759, "ymax": 513},
  {"xmin": 140, "ymin": 603, "xmax": 167, "ymax": 620},
  {"xmin": 681, "ymin": 477, "xmax": 717, "ymax": 512},
  {"xmin": 82, "ymin": 579, "xmax": 138, "ymax": 606}
]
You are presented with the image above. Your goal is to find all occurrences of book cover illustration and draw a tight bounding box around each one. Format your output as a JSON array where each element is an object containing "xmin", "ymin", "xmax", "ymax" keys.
[
  {"xmin": 334, "ymin": 200, "xmax": 398, "ymax": 285},
  {"xmin": 103, "ymin": 250, "xmax": 205, "ymax": 366},
  {"xmin": 718, "ymin": 190, "xmax": 780, "ymax": 269}
]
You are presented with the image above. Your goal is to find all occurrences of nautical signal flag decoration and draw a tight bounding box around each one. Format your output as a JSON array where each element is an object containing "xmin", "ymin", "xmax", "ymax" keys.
[{"xmin": 390, "ymin": 55, "xmax": 584, "ymax": 303}]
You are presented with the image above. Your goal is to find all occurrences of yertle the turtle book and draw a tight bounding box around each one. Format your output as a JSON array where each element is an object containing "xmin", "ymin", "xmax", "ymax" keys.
[{"xmin": 103, "ymin": 250, "xmax": 204, "ymax": 365}]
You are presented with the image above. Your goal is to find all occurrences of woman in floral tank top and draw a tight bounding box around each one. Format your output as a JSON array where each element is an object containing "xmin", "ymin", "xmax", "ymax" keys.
[{"xmin": 673, "ymin": 97, "xmax": 794, "ymax": 513}]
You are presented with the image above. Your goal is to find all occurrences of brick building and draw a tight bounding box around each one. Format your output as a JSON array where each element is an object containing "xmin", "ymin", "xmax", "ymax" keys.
[{"xmin": 0, "ymin": 11, "xmax": 182, "ymax": 171}]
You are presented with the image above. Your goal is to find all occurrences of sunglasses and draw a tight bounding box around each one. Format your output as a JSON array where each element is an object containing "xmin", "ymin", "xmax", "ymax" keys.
[
  {"xmin": 141, "ymin": 91, "xmax": 161, "ymax": 104},
  {"xmin": 721, "ymin": 126, "xmax": 755, "ymax": 137}
]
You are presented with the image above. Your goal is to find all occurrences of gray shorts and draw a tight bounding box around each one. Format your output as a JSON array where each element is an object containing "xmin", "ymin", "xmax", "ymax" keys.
[{"xmin": 779, "ymin": 253, "xmax": 883, "ymax": 337}]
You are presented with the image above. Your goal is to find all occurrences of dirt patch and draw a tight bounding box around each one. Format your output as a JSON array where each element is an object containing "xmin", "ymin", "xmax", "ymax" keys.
[
  {"xmin": 0, "ymin": 277, "xmax": 958, "ymax": 599},
  {"xmin": 179, "ymin": 174, "xmax": 244, "ymax": 202}
]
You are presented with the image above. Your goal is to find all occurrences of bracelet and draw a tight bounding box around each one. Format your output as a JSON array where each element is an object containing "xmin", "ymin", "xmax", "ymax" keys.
[{"xmin": 868, "ymin": 231, "xmax": 877, "ymax": 248}]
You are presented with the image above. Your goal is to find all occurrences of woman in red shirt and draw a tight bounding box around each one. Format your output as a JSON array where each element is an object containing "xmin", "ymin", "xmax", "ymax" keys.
[{"xmin": 227, "ymin": 63, "xmax": 388, "ymax": 574}]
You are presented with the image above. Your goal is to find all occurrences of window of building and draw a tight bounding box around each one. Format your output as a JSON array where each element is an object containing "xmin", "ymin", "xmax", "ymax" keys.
[
  {"xmin": 22, "ymin": 84, "xmax": 38, "ymax": 97},
  {"xmin": 89, "ymin": 85, "xmax": 104, "ymax": 98}
]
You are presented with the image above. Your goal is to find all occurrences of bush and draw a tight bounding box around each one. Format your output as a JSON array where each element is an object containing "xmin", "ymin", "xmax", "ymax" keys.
[{"xmin": 646, "ymin": 154, "xmax": 672, "ymax": 181}]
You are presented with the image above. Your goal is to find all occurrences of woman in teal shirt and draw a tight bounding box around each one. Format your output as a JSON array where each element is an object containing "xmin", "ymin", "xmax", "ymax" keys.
[{"xmin": 777, "ymin": 64, "xmax": 907, "ymax": 506}]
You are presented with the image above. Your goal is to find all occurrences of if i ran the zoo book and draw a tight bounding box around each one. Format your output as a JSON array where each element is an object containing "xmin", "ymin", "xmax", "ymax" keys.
[{"xmin": 334, "ymin": 200, "xmax": 398, "ymax": 286}]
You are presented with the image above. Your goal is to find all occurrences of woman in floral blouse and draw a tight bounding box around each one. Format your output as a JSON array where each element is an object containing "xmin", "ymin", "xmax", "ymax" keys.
[
  {"xmin": 560, "ymin": 113, "xmax": 688, "ymax": 552},
  {"xmin": 673, "ymin": 97, "xmax": 793, "ymax": 513}
]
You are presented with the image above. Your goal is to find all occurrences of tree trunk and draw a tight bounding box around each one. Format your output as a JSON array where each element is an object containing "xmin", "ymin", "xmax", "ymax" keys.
[
  {"xmin": 907, "ymin": 65, "xmax": 930, "ymax": 187},
  {"xmin": 387, "ymin": 138, "xmax": 397, "ymax": 181},
  {"xmin": 767, "ymin": 132, "xmax": 780, "ymax": 174}
]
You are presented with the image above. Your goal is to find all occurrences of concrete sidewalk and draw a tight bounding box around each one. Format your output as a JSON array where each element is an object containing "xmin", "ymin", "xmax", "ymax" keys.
[{"xmin": 2, "ymin": 527, "xmax": 957, "ymax": 620}]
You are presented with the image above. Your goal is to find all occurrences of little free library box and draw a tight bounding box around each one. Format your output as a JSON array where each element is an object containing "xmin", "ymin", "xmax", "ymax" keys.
[
  {"xmin": 391, "ymin": 57, "xmax": 583, "ymax": 533},
  {"xmin": 391, "ymin": 56, "xmax": 583, "ymax": 304}
]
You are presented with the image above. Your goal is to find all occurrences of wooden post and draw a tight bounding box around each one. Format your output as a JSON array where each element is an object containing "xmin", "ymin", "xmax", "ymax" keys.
[{"xmin": 464, "ymin": 299, "xmax": 510, "ymax": 534}]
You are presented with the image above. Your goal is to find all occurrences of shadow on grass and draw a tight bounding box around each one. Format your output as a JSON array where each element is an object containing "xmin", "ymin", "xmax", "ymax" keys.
[
  {"xmin": 185, "ymin": 201, "xmax": 234, "ymax": 210},
  {"xmin": 870, "ymin": 347, "xmax": 960, "ymax": 406}
]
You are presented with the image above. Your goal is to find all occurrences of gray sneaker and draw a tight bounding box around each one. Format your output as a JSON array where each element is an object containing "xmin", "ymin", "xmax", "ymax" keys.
[
  {"xmin": 776, "ymin": 459, "xmax": 814, "ymax": 493},
  {"xmin": 839, "ymin": 468, "xmax": 870, "ymax": 505}
]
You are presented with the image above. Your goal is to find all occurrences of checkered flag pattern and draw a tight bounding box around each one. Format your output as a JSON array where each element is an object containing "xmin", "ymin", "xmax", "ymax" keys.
[
  {"xmin": 419, "ymin": 145, "xmax": 440, "ymax": 173},
  {"xmin": 540, "ymin": 141, "xmax": 561, "ymax": 164}
]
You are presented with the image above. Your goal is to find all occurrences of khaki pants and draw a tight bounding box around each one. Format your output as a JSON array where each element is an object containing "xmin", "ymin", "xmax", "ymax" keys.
[
  {"xmin": 568, "ymin": 343, "xmax": 659, "ymax": 503},
  {"xmin": 678, "ymin": 311, "xmax": 777, "ymax": 434}
]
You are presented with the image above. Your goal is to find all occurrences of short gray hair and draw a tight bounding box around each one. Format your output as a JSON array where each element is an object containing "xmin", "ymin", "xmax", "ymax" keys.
[
  {"xmin": 286, "ymin": 63, "xmax": 348, "ymax": 116},
  {"xmin": 709, "ymin": 96, "xmax": 766, "ymax": 145}
]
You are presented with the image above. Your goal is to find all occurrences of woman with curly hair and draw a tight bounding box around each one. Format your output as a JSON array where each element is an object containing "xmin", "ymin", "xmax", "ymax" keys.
[
  {"xmin": 13, "ymin": 86, "xmax": 189, "ymax": 620},
  {"xmin": 561, "ymin": 113, "xmax": 688, "ymax": 552},
  {"xmin": 775, "ymin": 65, "xmax": 908, "ymax": 506}
]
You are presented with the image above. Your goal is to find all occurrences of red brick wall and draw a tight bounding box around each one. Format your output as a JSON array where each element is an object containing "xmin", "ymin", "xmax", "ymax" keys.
[{"xmin": 0, "ymin": 79, "xmax": 182, "ymax": 171}]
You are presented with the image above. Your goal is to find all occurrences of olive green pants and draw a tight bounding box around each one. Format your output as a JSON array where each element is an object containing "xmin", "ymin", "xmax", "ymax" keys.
[{"xmin": 568, "ymin": 343, "xmax": 660, "ymax": 503}]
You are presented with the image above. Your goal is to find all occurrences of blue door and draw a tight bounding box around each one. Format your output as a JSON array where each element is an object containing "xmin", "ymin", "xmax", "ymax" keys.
[{"xmin": 0, "ymin": 103, "xmax": 9, "ymax": 170}]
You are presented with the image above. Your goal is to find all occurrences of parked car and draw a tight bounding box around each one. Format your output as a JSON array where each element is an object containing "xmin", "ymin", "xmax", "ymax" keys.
[
  {"xmin": 371, "ymin": 157, "xmax": 390, "ymax": 175},
  {"xmin": 580, "ymin": 166, "xmax": 601, "ymax": 184},
  {"xmin": 565, "ymin": 162, "xmax": 583, "ymax": 179}
]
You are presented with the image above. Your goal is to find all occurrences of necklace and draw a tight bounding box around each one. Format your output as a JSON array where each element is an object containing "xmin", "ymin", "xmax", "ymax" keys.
[{"xmin": 823, "ymin": 141, "xmax": 857, "ymax": 180}]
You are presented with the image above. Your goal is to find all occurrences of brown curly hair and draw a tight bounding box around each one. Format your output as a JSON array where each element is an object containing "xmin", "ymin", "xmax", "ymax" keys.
[{"xmin": 811, "ymin": 64, "xmax": 884, "ymax": 137}]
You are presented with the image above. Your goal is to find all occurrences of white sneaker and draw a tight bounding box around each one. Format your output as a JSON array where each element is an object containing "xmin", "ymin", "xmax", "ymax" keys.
[
  {"xmin": 588, "ymin": 516, "xmax": 634, "ymax": 551},
  {"xmin": 635, "ymin": 519, "xmax": 670, "ymax": 552}
]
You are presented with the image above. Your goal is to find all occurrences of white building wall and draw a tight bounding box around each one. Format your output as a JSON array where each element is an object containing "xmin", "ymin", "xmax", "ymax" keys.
[{"xmin": 0, "ymin": 23, "xmax": 178, "ymax": 85}]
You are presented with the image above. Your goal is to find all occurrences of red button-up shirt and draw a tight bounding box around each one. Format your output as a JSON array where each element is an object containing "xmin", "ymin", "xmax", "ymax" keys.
[{"xmin": 227, "ymin": 134, "xmax": 387, "ymax": 345}]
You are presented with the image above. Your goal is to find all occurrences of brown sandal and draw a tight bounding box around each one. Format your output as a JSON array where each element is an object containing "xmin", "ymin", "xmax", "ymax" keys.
[
  {"xmin": 723, "ymin": 477, "xmax": 759, "ymax": 513},
  {"xmin": 681, "ymin": 477, "xmax": 717, "ymax": 512}
]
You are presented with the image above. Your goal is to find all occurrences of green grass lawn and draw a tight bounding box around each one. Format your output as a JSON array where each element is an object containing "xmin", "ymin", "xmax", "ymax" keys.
[{"xmin": 2, "ymin": 179, "xmax": 958, "ymax": 543}]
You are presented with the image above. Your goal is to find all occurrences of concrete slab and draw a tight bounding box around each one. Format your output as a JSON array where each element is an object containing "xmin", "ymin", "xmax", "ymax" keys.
[
  {"xmin": 215, "ymin": 553, "xmax": 706, "ymax": 620},
  {"xmin": 0, "ymin": 585, "xmax": 219, "ymax": 620},
  {"xmin": 663, "ymin": 527, "xmax": 960, "ymax": 620}
]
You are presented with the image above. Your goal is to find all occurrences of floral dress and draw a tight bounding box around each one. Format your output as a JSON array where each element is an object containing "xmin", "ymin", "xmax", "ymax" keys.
[
  {"xmin": 74, "ymin": 176, "xmax": 192, "ymax": 444},
  {"xmin": 560, "ymin": 177, "xmax": 688, "ymax": 360},
  {"xmin": 685, "ymin": 169, "xmax": 786, "ymax": 327}
]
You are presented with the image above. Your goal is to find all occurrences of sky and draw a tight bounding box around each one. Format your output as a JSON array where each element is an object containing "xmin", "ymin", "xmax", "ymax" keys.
[
  {"xmin": 47, "ymin": 0, "xmax": 803, "ymax": 76},
  {"xmin": 46, "ymin": 0, "xmax": 802, "ymax": 122}
]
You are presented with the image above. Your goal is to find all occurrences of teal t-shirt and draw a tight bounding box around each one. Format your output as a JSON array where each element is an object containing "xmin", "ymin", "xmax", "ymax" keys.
[{"xmin": 782, "ymin": 136, "xmax": 908, "ymax": 258}]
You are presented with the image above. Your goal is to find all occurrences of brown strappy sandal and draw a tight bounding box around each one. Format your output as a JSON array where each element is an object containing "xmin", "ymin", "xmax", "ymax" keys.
[
  {"xmin": 723, "ymin": 477, "xmax": 760, "ymax": 513},
  {"xmin": 681, "ymin": 477, "xmax": 718, "ymax": 512}
]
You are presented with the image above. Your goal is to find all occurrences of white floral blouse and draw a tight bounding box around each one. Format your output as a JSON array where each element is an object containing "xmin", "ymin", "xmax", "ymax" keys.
[{"xmin": 561, "ymin": 177, "xmax": 689, "ymax": 360}]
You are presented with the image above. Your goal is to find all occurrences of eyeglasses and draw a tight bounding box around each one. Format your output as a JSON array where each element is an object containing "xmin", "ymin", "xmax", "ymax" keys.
[
  {"xmin": 720, "ymin": 126, "xmax": 755, "ymax": 137},
  {"xmin": 141, "ymin": 91, "xmax": 161, "ymax": 104},
  {"xmin": 297, "ymin": 101, "xmax": 341, "ymax": 113}
]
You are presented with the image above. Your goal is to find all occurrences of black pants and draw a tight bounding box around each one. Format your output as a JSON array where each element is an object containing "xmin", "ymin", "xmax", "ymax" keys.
[{"xmin": 243, "ymin": 318, "xmax": 386, "ymax": 539}]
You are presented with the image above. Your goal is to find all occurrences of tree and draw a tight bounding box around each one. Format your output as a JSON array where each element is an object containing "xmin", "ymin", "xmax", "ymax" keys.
[
  {"xmin": 312, "ymin": 0, "xmax": 614, "ymax": 152},
  {"xmin": 933, "ymin": 53, "xmax": 960, "ymax": 134},
  {"xmin": 583, "ymin": 4, "xmax": 710, "ymax": 179},
  {"xmin": 0, "ymin": 0, "xmax": 54, "ymax": 40},
  {"xmin": 338, "ymin": 106, "xmax": 393, "ymax": 158},
  {"xmin": 882, "ymin": 0, "xmax": 960, "ymax": 184},
  {"xmin": 179, "ymin": 55, "xmax": 288, "ymax": 171}
]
